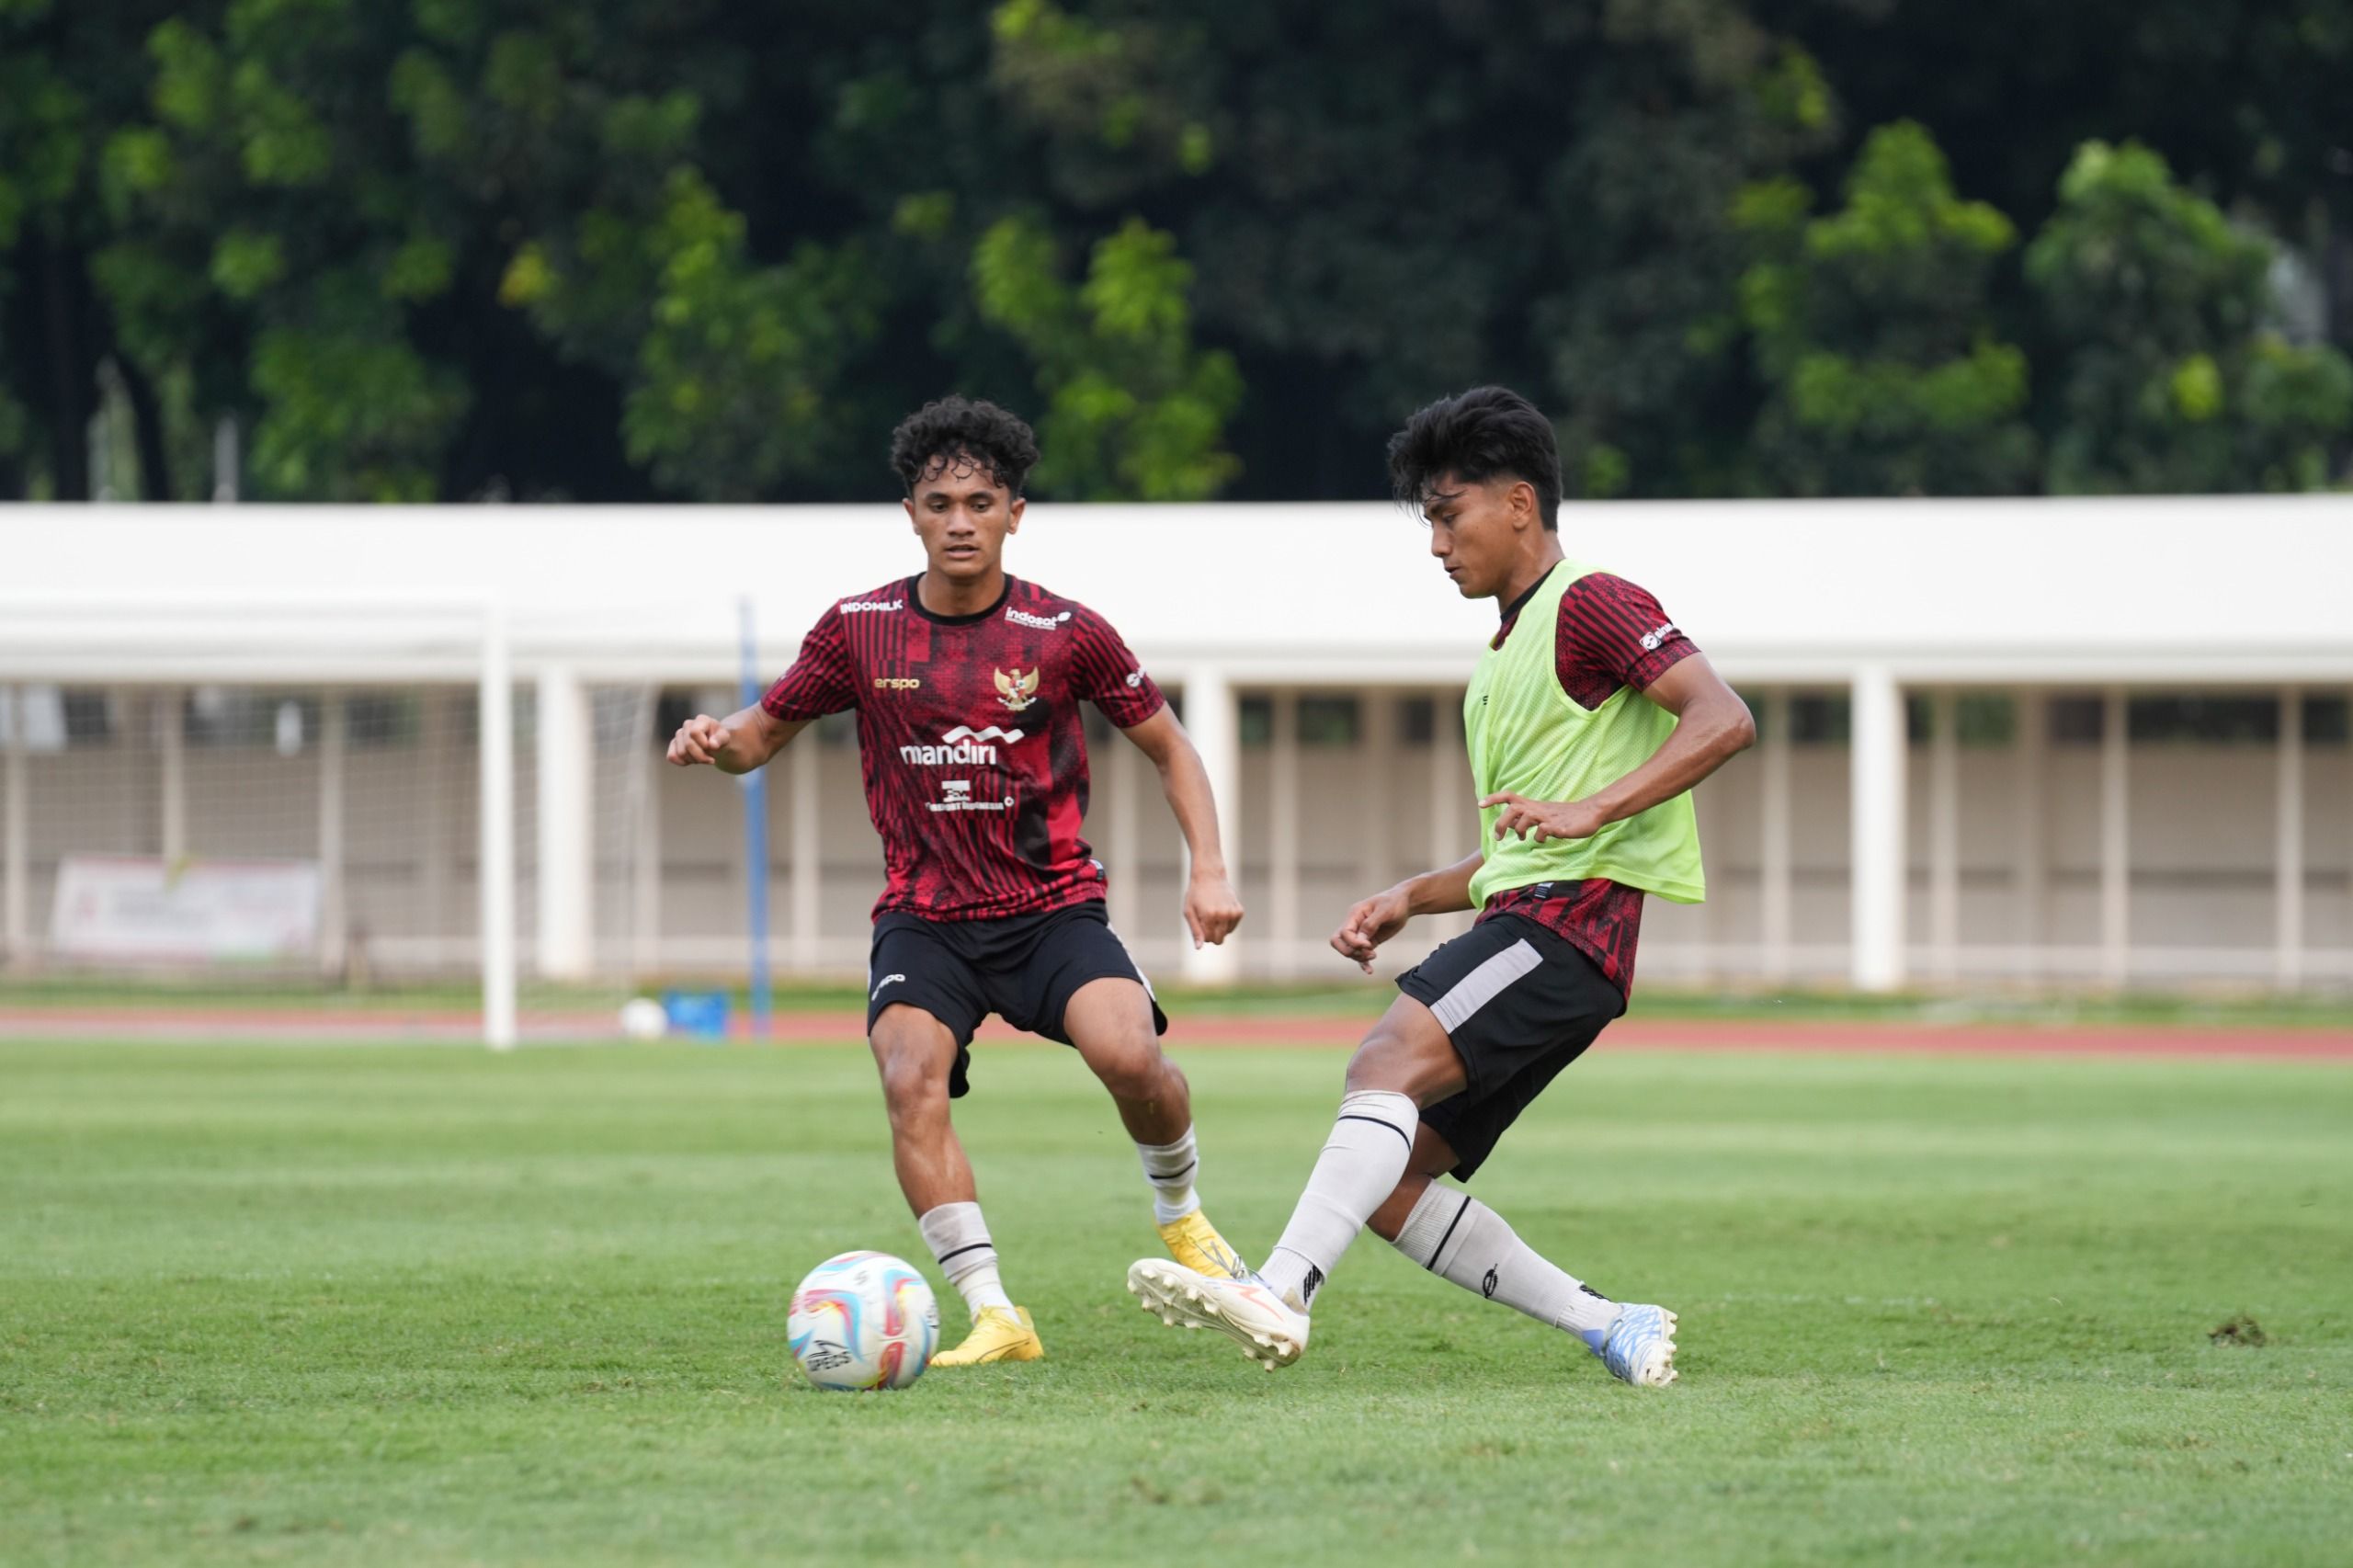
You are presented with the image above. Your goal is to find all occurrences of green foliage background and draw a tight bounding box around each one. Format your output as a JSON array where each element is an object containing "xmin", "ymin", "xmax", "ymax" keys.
[{"xmin": 2, "ymin": 0, "xmax": 2348, "ymax": 502}]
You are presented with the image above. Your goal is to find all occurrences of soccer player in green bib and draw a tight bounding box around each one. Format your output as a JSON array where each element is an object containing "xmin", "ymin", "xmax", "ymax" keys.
[{"xmin": 1128, "ymin": 386, "xmax": 1756, "ymax": 1386}]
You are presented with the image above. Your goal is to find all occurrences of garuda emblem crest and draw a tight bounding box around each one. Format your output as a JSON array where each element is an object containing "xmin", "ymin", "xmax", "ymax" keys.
[{"xmin": 995, "ymin": 666, "xmax": 1041, "ymax": 712}]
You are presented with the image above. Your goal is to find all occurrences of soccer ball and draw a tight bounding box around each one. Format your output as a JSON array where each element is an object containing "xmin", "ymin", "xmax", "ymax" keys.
[
  {"xmin": 788, "ymin": 1251, "xmax": 940, "ymax": 1392},
  {"xmin": 618, "ymin": 997, "xmax": 667, "ymax": 1040}
]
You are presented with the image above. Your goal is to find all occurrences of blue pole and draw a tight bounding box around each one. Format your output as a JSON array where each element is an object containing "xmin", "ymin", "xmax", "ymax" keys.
[{"xmin": 738, "ymin": 597, "xmax": 773, "ymax": 1039}]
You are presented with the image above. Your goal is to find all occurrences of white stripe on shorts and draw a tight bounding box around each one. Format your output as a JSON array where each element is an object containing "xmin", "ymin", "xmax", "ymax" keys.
[
  {"xmin": 1107, "ymin": 919, "xmax": 1156, "ymax": 1001},
  {"xmin": 1427, "ymin": 937, "xmax": 1543, "ymax": 1034}
]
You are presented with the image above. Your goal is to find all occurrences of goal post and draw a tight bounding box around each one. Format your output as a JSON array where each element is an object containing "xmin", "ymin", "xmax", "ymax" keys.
[
  {"xmin": 0, "ymin": 595, "xmax": 670, "ymax": 1048},
  {"xmin": 479, "ymin": 599, "xmax": 517, "ymax": 1050}
]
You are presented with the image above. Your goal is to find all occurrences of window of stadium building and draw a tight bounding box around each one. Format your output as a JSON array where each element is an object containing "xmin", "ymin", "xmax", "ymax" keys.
[
  {"xmin": 2128, "ymin": 695, "xmax": 2283, "ymax": 745},
  {"xmin": 1298, "ymin": 696, "xmax": 1359, "ymax": 747},
  {"xmin": 1904, "ymin": 694, "xmax": 2018, "ymax": 746},
  {"xmin": 1237, "ymin": 696, "xmax": 1272, "ymax": 747},
  {"xmin": 1398, "ymin": 696, "xmax": 1440, "ymax": 746},
  {"xmin": 0, "ymin": 686, "xmax": 87, "ymax": 751},
  {"xmin": 1789, "ymin": 693, "xmax": 1850, "ymax": 744},
  {"xmin": 183, "ymin": 687, "xmax": 286, "ymax": 749},
  {"xmin": 1237, "ymin": 695, "xmax": 1365, "ymax": 749},
  {"xmin": 346, "ymin": 694, "xmax": 421, "ymax": 748}
]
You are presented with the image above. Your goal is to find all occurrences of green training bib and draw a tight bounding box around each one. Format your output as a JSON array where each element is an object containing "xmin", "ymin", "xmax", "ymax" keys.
[{"xmin": 1463, "ymin": 561, "xmax": 1706, "ymax": 907}]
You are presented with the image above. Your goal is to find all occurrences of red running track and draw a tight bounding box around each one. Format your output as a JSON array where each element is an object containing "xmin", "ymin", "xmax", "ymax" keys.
[{"xmin": 1, "ymin": 1006, "xmax": 2350, "ymax": 1059}]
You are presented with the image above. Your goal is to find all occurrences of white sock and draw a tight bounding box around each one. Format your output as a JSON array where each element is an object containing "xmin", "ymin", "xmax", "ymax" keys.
[
  {"xmin": 1392, "ymin": 1185, "xmax": 1620, "ymax": 1350},
  {"xmin": 1256, "ymin": 1089, "xmax": 1419, "ymax": 1312},
  {"xmin": 916, "ymin": 1201, "xmax": 1014, "ymax": 1319},
  {"xmin": 1135, "ymin": 1127, "xmax": 1201, "ymax": 1225}
]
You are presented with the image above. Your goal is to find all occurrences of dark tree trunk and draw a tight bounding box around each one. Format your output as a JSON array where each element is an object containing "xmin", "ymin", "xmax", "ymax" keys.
[
  {"xmin": 39, "ymin": 235, "xmax": 94, "ymax": 501},
  {"xmin": 112, "ymin": 350, "xmax": 174, "ymax": 500},
  {"xmin": 2329, "ymin": 224, "xmax": 2351, "ymax": 352}
]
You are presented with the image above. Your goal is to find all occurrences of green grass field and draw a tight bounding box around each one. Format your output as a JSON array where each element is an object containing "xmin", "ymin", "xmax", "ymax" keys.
[{"xmin": 4, "ymin": 1038, "xmax": 2349, "ymax": 1566}]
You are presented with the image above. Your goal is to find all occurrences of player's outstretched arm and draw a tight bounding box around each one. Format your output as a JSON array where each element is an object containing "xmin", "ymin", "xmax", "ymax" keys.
[
  {"xmin": 665, "ymin": 704, "xmax": 806, "ymax": 775},
  {"xmin": 1328, "ymin": 852, "xmax": 1482, "ymax": 974},
  {"xmin": 1117, "ymin": 706, "xmax": 1244, "ymax": 949},
  {"xmin": 1481, "ymin": 654, "xmax": 1756, "ymax": 844}
]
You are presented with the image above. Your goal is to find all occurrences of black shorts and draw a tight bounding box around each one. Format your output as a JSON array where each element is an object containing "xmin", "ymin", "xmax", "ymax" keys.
[
  {"xmin": 1396, "ymin": 914, "xmax": 1626, "ymax": 1181},
  {"xmin": 865, "ymin": 901, "xmax": 1166, "ymax": 1097}
]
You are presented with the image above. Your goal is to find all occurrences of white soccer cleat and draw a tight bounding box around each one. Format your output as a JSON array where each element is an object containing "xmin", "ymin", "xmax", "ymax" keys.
[
  {"xmin": 1597, "ymin": 1302, "xmax": 1679, "ymax": 1387},
  {"xmin": 1127, "ymin": 1258, "xmax": 1311, "ymax": 1369}
]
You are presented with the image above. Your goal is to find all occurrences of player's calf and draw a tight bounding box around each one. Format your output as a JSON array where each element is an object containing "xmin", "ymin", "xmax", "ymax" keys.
[
  {"xmin": 1068, "ymin": 986, "xmax": 1250, "ymax": 1279},
  {"xmin": 1390, "ymin": 1183, "xmax": 1677, "ymax": 1387}
]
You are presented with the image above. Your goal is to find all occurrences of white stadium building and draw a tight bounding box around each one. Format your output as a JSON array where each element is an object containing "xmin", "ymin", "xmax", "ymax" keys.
[{"xmin": 5, "ymin": 498, "xmax": 2351, "ymax": 1036}]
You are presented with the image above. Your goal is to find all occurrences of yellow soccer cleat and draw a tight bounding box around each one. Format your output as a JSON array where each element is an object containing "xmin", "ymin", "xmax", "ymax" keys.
[
  {"xmin": 1157, "ymin": 1210, "xmax": 1249, "ymax": 1281},
  {"xmin": 928, "ymin": 1305, "xmax": 1043, "ymax": 1367}
]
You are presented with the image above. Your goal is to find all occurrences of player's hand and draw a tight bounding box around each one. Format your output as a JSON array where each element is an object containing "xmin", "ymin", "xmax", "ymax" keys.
[
  {"xmin": 1184, "ymin": 868, "xmax": 1245, "ymax": 949},
  {"xmin": 1330, "ymin": 886, "xmax": 1412, "ymax": 975},
  {"xmin": 667, "ymin": 714, "xmax": 732, "ymax": 767},
  {"xmin": 1480, "ymin": 792, "xmax": 1605, "ymax": 844}
]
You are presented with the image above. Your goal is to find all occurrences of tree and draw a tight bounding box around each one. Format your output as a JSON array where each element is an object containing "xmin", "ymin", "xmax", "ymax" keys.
[
  {"xmin": 2027, "ymin": 140, "xmax": 2353, "ymax": 492},
  {"xmin": 104, "ymin": 0, "xmax": 696, "ymax": 501},
  {"xmin": 0, "ymin": 0, "xmax": 195, "ymax": 500},
  {"xmin": 1779, "ymin": 0, "xmax": 2353, "ymax": 356},
  {"xmin": 971, "ymin": 214, "xmax": 1240, "ymax": 500},
  {"xmin": 983, "ymin": 0, "xmax": 1843, "ymax": 499},
  {"xmin": 1736, "ymin": 121, "xmax": 2036, "ymax": 494},
  {"xmin": 1532, "ymin": 13, "xmax": 1845, "ymax": 499},
  {"xmin": 14, "ymin": 0, "xmax": 2353, "ymax": 504},
  {"xmin": 85, "ymin": 0, "xmax": 1233, "ymax": 502},
  {"xmin": 504, "ymin": 170, "xmax": 881, "ymax": 502}
]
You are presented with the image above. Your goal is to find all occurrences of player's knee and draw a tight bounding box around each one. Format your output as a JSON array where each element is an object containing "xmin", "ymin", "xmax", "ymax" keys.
[
  {"xmin": 1342, "ymin": 1026, "xmax": 1418, "ymax": 1096},
  {"xmin": 872, "ymin": 1040, "xmax": 950, "ymax": 1117},
  {"xmin": 1347, "ymin": 1040, "xmax": 1461, "ymax": 1105},
  {"xmin": 879, "ymin": 1065, "xmax": 949, "ymax": 1123},
  {"xmin": 1088, "ymin": 1039, "xmax": 1169, "ymax": 1103}
]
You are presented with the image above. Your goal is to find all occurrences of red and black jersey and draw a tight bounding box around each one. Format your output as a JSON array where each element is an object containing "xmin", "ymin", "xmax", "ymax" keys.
[
  {"xmin": 761, "ymin": 575, "xmax": 1165, "ymax": 923},
  {"xmin": 1481, "ymin": 878, "xmax": 1648, "ymax": 996},
  {"xmin": 1472, "ymin": 570, "xmax": 1701, "ymax": 997}
]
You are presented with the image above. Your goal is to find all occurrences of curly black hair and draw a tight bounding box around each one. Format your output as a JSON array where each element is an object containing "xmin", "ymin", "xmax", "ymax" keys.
[
  {"xmin": 889, "ymin": 396, "xmax": 1041, "ymax": 496},
  {"xmin": 1386, "ymin": 385, "xmax": 1562, "ymax": 531}
]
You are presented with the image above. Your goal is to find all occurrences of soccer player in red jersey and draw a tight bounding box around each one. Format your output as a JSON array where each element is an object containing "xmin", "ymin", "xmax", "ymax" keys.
[
  {"xmin": 667, "ymin": 397, "xmax": 1248, "ymax": 1366},
  {"xmin": 1129, "ymin": 386, "xmax": 1756, "ymax": 1385}
]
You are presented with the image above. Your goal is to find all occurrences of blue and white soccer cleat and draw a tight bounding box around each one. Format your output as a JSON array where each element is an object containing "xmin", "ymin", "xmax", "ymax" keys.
[
  {"xmin": 1127, "ymin": 1257, "xmax": 1311, "ymax": 1369},
  {"xmin": 1597, "ymin": 1302, "xmax": 1679, "ymax": 1387}
]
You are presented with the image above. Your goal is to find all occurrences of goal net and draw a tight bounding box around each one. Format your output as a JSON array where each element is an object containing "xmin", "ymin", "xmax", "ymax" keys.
[{"xmin": 0, "ymin": 603, "xmax": 671, "ymax": 1045}]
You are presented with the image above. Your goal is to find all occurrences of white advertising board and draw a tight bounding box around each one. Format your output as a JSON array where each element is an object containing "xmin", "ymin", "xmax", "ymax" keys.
[{"xmin": 50, "ymin": 856, "xmax": 322, "ymax": 963}]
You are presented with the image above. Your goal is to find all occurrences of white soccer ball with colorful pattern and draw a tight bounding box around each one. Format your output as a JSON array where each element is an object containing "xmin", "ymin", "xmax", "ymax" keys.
[{"xmin": 788, "ymin": 1251, "xmax": 940, "ymax": 1391}]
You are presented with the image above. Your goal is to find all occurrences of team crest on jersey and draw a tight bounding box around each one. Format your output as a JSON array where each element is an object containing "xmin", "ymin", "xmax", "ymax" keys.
[{"xmin": 994, "ymin": 666, "xmax": 1041, "ymax": 712}]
